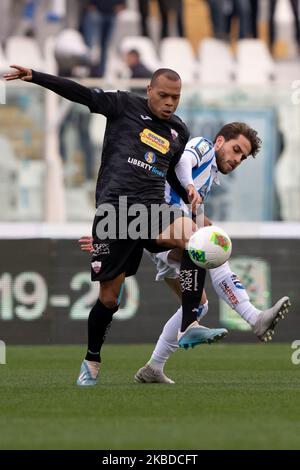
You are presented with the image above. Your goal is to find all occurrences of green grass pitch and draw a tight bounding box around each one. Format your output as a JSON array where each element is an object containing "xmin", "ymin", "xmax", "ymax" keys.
[{"xmin": 0, "ymin": 344, "xmax": 300, "ymax": 450}]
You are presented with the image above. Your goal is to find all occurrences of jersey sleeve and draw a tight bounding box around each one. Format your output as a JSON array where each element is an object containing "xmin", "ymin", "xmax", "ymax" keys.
[
  {"xmin": 166, "ymin": 125, "xmax": 190, "ymax": 204},
  {"xmin": 183, "ymin": 138, "xmax": 204, "ymax": 168},
  {"xmin": 88, "ymin": 88, "xmax": 129, "ymax": 117},
  {"xmin": 189, "ymin": 137, "xmax": 213, "ymax": 167},
  {"xmin": 174, "ymin": 151, "xmax": 197, "ymax": 189},
  {"xmin": 171, "ymin": 125, "xmax": 190, "ymax": 166},
  {"xmin": 31, "ymin": 70, "xmax": 128, "ymax": 118}
]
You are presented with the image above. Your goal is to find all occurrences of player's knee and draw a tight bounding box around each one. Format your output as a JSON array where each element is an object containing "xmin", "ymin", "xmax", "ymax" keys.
[
  {"xmin": 100, "ymin": 277, "xmax": 125, "ymax": 310},
  {"xmin": 100, "ymin": 289, "xmax": 118, "ymax": 309},
  {"xmin": 100, "ymin": 293, "xmax": 119, "ymax": 310}
]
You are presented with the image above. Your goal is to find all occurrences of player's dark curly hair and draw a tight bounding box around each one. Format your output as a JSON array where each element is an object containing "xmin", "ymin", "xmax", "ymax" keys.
[{"xmin": 214, "ymin": 122, "xmax": 262, "ymax": 157}]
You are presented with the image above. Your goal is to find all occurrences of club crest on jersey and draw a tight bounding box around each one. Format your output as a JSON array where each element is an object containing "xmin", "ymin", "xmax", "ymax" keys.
[
  {"xmin": 144, "ymin": 151, "xmax": 156, "ymax": 164},
  {"xmin": 140, "ymin": 129, "xmax": 170, "ymax": 154},
  {"xmin": 171, "ymin": 128, "xmax": 178, "ymax": 140},
  {"xmin": 210, "ymin": 232, "xmax": 230, "ymax": 252},
  {"xmin": 91, "ymin": 261, "xmax": 102, "ymax": 274},
  {"xmin": 198, "ymin": 140, "xmax": 210, "ymax": 155}
]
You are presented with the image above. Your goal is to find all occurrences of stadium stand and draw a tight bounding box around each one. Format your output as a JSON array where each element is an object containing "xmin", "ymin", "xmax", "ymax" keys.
[
  {"xmin": 0, "ymin": 43, "xmax": 9, "ymax": 73},
  {"xmin": 159, "ymin": 37, "xmax": 197, "ymax": 83},
  {"xmin": 119, "ymin": 36, "xmax": 160, "ymax": 72},
  {"xmin": 54, "ymin": 29, "xmax": 91, "ymax": 75},
  {"xmin": 0, "ymin": 136, "xmax": 19, "ymax": 221},
  {"xmin": 17, "ymin": 158, "xmax": 44, "ymax": 221},
  {"xmin": 198, "ymin": 38, "xmax": 235, "ymax": 85},
  {"xmin": 6, "ymin": 36, "xmax": 46, "ymax": 72},
  {"xmin": 1, "ymin": 0, "xmax": 300, "ymax": 223},
  {"xmin": 236, "ymin": 39, "xmax": 275, "ymax": 85},
  {"xmin": 44, "ymin": 36, "xmax": 58, "ymax": 75}
]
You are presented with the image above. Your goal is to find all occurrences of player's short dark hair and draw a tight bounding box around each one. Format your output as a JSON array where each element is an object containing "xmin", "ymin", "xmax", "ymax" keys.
[
  {"xmin": 215, "ymin": 122, "xmax": 262, "ymax": 157},
  {"xmin": 128, "ymin": 49, "xmax": 140, "ymax": 58},
  {"xmin": 150, "ymin": 68, "xmax": 181, "ymax": 86}
]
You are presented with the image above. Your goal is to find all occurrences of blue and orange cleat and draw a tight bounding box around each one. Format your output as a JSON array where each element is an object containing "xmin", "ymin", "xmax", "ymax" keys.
[{"xmin": 178, "ymin": 321, "xmax": 228, "ymax": 350}]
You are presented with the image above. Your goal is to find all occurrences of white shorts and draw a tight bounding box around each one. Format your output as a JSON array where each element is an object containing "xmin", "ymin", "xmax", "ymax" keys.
[{"xmin": 144, "ymin": 249, "xmax": 180, "ymax": 281}]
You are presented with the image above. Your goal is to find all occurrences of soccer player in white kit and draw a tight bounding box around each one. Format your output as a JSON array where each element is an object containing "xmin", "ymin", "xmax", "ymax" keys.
[{"xmin": 134, "ymin": 123, "xmax": 291, "ymax": 384}]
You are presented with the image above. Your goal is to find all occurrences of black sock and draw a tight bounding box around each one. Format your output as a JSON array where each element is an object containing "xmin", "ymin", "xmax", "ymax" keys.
[
  {"xmin": 85, "ymin": 299, "xmax": 118, "ymax": 362},
  {"xmin": 180, "ymin": 250, "xmax": 206, "ymax": 332}
]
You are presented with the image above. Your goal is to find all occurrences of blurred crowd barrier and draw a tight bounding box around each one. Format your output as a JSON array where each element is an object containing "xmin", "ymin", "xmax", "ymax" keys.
[
  {"xmin": 0, "ymin": 229, "xmax": 299, "ymax": 344},
  {"xmin": 0, "ymin": 79, "xmax": 299, "ymax": 223}
]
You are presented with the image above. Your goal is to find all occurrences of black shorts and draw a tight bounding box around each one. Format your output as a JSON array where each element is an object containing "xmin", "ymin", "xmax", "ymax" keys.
[{"xmin": 90, "ymin": 204, "xmax": 184, "ymax": 282}]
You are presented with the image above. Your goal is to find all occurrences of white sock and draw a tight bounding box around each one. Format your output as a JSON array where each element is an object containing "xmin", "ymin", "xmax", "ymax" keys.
[
  {"xmin": 149, "ymin": 301, "xmax": 209, "ymax": 371},
  {"xmin": 209, "ymin": 261, "xmax": 260, "ymax": 326},
  {"xmin": 149, "ymin": 307, "xmax": 182, "ymax": 371},
  {"xmin": 198, "ymin": 300, "xmax": 209, "ymax": 322}
]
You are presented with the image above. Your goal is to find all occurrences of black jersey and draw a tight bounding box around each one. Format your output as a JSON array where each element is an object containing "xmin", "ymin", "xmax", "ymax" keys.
[{"xmin": 31, "ymin": 71, "xmax": 190, "ymax": 207}]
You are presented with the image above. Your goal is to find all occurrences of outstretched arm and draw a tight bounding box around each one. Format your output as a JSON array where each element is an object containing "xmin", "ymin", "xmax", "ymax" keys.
[{"xmin": 4, "ymin": 65, "xmax": 96, "ymax": 110}]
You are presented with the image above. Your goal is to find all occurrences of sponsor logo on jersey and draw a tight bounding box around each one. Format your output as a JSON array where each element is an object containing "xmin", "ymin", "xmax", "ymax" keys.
[
  {"xmin": 140, "ymin": 115, "xmax": 152, "ymax": 121},
  {"xmin": 144, "ymin": 151, "xmax": 156, "ymax": 164},
  {"xmin": 91, "ymin": 261, "xmax": 102, "ymax": 274},
  {"xmin": 92, "ymin": 243, "xmax": 110, "ymax": 256},
  {"xmin": 210, "ymin": 232, "xmax": 230, "ymax": 252},
  {"xmin": 192, "ymin": 146, "xmax": 203, "ymax": 163},
  {"xmin": 128, "ymin": 157, "xmax": 165, "ymax": 177},
  {"xmin": 140, "ymin": 129, "xmax": 170, "ymax": 154}
]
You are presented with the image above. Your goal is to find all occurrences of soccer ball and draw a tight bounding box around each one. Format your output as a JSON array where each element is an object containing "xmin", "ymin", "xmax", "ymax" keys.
[{"xmin": 188, "ymin": 225, "xmax": 232, "ymax": 269}]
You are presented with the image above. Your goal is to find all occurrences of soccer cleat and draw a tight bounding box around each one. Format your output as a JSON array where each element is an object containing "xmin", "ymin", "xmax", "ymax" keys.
[
  {"xmin": 76, "ymin": 359, "xmax": 100, "ymax": 386},
  {"xmin": 252, "ymin": 296, "xmax": 291, "ymax": 342},
  {"xmin": 178, "ymin": 321, "xmax": 228, "ymax": 350},
  {"xmin": 134, "ymin": 364, "xmax": 175, "ymax": 384}
]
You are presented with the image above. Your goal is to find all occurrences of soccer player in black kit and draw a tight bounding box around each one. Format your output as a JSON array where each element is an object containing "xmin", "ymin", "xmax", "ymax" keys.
[{"xmin": 4, "ymin": 65, "xmax": 226, "ymax": 386}]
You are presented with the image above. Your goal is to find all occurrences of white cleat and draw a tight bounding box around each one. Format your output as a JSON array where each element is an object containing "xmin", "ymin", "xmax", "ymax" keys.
[
  {"xmin": 252, "ymin": 296, "xmax": 291, "ymax": 342},
  {"xmin": 134, "ymin": 364, "xmax": 175, "ymax": 384}
]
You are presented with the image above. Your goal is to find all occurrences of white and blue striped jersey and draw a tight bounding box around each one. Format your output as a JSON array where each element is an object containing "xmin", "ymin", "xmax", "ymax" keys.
[{"xmin": 165, "ymin": 136, "xmax": 220, "ymax": 213}]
